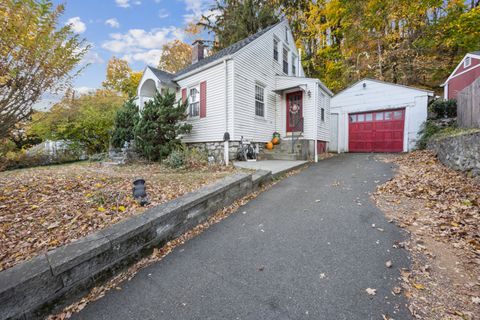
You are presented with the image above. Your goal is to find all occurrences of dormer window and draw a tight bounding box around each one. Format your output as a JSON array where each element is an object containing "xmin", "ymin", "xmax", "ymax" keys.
[{"xmin": 464, "ymin": 56, "xmax": 471, "ymax": 68}]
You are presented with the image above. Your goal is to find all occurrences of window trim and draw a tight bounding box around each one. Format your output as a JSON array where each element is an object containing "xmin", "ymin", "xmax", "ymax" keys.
[
  {"xmin": 254, "ymin": 83, "xmax": 265, "ymax": 118},
  {"xmin": 282, "ymin": 46, "xmax": 289, "ymax": 75},
  {"xmin": 188, "ymin": 84, "xmax": 200, "ymax": 118},
  {"xmin": 464, "ymin": 56, "xmax": 471, "ymax": 68}
]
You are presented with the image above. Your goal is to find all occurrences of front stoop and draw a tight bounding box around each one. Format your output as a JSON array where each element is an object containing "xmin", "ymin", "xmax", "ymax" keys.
[{"xmin": 259, "ymin": 138, "xmax": 308, "ymax": 161}]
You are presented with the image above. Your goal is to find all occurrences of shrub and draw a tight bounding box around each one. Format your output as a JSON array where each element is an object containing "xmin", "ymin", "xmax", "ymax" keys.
[
  {"xmin": 134, "ymin": 91, "xmax": 192, "ymax": 161},
  {"xmin": 164, "ymin": 149, "xmax": 185, "ymax": 169},
  {"xmin": 110, "ymin": 99, "xmax": 139, "ymax": 149},
  {"xmin": 429, "ymin": 99, "xmax": 457, "ymax": 119},
  {"xmin": 163, "ymin": 146, "xmax": 208, "ymax": 169},
  {"xmin": 416, "ymin": 120, "xmax": 442, "ymax": 150}
]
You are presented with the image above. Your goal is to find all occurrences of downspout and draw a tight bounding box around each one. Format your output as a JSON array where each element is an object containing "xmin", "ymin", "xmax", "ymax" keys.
[
  {"xmin": 223, "ymin": 59, "xmax": 230, "ymax": 165},
  {"xmin": 314, "ymin": 83, "xmax": 318, "ymax": 163}
]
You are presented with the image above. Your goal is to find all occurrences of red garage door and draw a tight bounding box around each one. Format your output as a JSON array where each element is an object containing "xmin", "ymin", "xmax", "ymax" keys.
[{"xmin": 348, "ymin": 108, "xmax": 405, "ymax": 153}]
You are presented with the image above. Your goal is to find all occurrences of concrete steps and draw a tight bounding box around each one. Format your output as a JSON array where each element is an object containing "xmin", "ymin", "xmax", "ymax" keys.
[{"xmin": 259, "ymin": 138, "xmax": 307, "ymax": 161}]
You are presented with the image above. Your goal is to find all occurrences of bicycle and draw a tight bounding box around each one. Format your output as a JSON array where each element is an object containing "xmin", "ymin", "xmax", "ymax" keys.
[{"xmin": 236, "ymin": 136, "xmax": 258, "ymax": 161}]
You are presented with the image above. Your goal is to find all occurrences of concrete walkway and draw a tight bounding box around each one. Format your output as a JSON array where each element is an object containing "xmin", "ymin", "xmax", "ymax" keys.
[
  {"xmin": 74, "ymin": 154, "xmax": 411, "ymax": 320},
  {"xmin": 233, "ymin": 160, "xmax": 308, "ymax": 176}
]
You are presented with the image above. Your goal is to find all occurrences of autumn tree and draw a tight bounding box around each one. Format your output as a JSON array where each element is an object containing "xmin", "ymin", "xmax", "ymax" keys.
[
  {"xmin": 0, "ymin": 0, "xmax": 89, "ymax": 139},
  {"xmin": 158, "ymin": 40, "xmax": 192, "ymax": 73},
  {"xmin": 29, "ymin": 90, "xmax": 123, "ymax": 154},
  {"xmin": 200, "ymin": 0, "xmax": 279, "ymax": 51},
  {"xmin": 102, "ymin": 57, "xmax": 142, "ymax": 97}
]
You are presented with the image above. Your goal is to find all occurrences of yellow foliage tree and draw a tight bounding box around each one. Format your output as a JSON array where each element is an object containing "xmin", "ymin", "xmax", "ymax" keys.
[
  {"xmin": 102, "ymin": 57, "xmax": 141, "ymax": 97},
  {"xmin": 157, "ymin": 40, "xmax": 192, "ymax": 73}
]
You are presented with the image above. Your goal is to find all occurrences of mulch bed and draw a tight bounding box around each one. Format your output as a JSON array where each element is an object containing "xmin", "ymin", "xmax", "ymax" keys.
[
  {"xmin": 0, "ymin": 162, "xmax": 234, "ymax": 271},
  {"xmin": 373, "ymin": 151, "xmax": 480, "ymax": 319}
]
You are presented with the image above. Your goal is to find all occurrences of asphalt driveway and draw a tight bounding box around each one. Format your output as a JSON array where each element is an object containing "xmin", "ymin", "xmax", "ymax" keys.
[{"xmin": 74, "ymin": 154, "xmax": 411, "ymax": 320}]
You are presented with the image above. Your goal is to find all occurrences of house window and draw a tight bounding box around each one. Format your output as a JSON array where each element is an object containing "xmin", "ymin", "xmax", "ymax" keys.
[
  {"xmin": 189, "ymin": 86, "xmax": 200, "ymax": 117},
  {"xmin": 283, "ymin": 47, "xmax": 289, "ymax": 74},
  {"xmin": 321, "ymin": 108, "xmax": 325, "ymax": 122},
  {"xmin": 255, "ymin": 84, "xmax": 265, "ymax": 117},
  {"xmin": 464, "ymin": 56, "xmax": 471, "ymax": 68},
  {"xmin": 273, "ymin": 37, "xmax": 279, "ymax": 61},
  {"xmin": 292, "ymin": 54, "xmax": 297, "ymax": 75},
  {"xmin": 285, "ymin": 26, "xmax": 289, "ymax": 43}
]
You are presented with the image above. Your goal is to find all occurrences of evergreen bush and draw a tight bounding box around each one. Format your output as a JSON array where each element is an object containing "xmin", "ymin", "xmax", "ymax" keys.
[{"xmin": 134, "ymin": 91, "xmax": 192, "ymax": 161}]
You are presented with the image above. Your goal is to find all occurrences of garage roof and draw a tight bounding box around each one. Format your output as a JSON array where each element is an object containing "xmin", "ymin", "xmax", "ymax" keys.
[{"xmin": 334, "ymin": 78, "xmax": 434, "ymax": 97}]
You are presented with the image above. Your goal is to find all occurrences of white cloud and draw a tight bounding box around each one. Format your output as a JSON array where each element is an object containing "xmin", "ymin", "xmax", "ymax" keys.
[
  {"xmin": 115, "ymin": 0, "xmax": 141, "ymax": 8},
  {"xmin": 123, "ymin": 49, "xmax": 163, "ymax": 66},
  {"xmin": 105, "ymin": 18, "xmax": 120, "ymax": 28},
  {"xmin": 74, "ymin": 87, "xmax": 96, "ymax": 95},
  {"xmin": 102, "ymin": 26, "xmax": 184, "ymax": 65},
  {"xmin": 82, "ymin": 50, "xmax": 104, "ymax": 65},
  {"xmin": 66, "ymin": 17, "xmax": 86, "ymax": 34},
  {"xmin": 158, "ymin": 9, "xmax": 169, "ymax": 19},
  {"xmin": 183, "ymin": 0, "xmax": 216, "ymax": 24}
]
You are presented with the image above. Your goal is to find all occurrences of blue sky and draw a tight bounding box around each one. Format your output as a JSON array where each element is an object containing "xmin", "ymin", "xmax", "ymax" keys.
[{"xmin": 38, "ymin": 0, "xmax": 215, "ymax": 108}]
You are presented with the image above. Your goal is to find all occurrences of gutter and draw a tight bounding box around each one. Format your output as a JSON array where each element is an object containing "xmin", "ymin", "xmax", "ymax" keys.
[{"xmin": 173, "ymin": 55, "xmax": 232, "ymax": 81}]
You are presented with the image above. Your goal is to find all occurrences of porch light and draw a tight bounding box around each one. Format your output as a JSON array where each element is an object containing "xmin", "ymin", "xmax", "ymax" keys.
[
  {"xmin": 307, "ymin": 90, "xmax": 311, "ymax": 98},
  {"xmin": 132, "ymin": 178, "xmax": 149, "ymax": 206}
]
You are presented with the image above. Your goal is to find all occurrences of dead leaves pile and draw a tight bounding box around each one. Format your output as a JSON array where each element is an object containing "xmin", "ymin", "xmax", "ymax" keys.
[
  {"xmin": 376, "ymin": 151, "xmax": 479, "ymax": 260},
  {"xmin": 374, "ymin": 151, "xmax": 480, "ymax": 319},
  {"xmin": 0, "ymin": 162, "xmax": 234, "ymax": 271}
]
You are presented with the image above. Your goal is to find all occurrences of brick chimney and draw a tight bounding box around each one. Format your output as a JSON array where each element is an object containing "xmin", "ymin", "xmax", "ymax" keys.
[{"xmin": 192, "ymin": 40, "xmax": 205, "ymax": 64}]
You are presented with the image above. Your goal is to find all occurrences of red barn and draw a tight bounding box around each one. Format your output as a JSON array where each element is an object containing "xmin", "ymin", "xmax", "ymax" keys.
[{"xmin": 443, "ymin": 51, "xmax": 480, "ymax": 100}]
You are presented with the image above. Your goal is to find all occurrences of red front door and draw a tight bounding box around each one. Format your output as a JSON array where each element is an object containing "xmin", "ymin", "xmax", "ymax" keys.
[
  {"xmin": 348, "ymin": 108, "xmax": 405, "ymax": 153},
  {"xmin": 286, "ymin": 91, "xmax": 303, "ymax": 132}
]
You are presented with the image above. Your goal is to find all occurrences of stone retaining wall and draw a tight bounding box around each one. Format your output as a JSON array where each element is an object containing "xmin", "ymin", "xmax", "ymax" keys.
[
  {"xmin": 0, "ymin": 171, "xmax": 272, "ymax": 320},
  {"xmin": 427, "ymin": 131, "xmax": 480, "ymax": 177}
]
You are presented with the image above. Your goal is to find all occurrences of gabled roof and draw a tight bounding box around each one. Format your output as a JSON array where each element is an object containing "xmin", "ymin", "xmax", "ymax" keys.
[
  {"xmin": 334, "ymin": 78, "xmax": 434, "ymax": 98},
  {"xmin": 443, "ymin": 51, "xmax": 480, "ymax": 85},
  {"xmin": 171, "ymin": 20, "xmax": 283, "ymax": 78},
  {"xmin": 146, "ymin": 66, "xmax": 176, "ymax": 85}
]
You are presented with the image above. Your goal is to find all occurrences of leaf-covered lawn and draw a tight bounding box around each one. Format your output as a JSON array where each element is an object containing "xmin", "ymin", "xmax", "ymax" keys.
[{"xmin": 0, "ymin": 162, "xmax": 235, "ymax": 271}]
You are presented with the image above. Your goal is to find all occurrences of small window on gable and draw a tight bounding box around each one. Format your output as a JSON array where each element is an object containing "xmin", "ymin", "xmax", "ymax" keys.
[
  {"xmin": 321, "ymin": 108, "xmax": 325, "ymax": 122},
  {"xmin": 464, "ymin": 56, "xmax": 471, "ymax": 68},
  {"xmin": 292, "ymin": 54, "xmax": 297, "ymax": 76},
  {"xmin": 273, "ymin": 37, "xmax": 279, "ymax": 62},
  {"xmin": 285, "ymin": 26, "xmax": 289, "ymax": 43},
  {"xmin": 283, "ymin": 47, "xmax": 289, "ymax": 74},
  {"xmin": 189, "ymin": 85, "xmax": 200, "ymax": 117},
  {"xmin": 255, "ymin": 84, "xmax": 265, "ymax": 117}
]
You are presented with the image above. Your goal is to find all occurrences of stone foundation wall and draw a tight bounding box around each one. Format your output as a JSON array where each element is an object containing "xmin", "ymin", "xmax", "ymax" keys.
[
  {"xmin": 187, "ymin": 141, "xmax": 265, "ymax": 164},
  {"xmin": 427, "ymin": 131, "xmax": 480, "ymax": 177}
]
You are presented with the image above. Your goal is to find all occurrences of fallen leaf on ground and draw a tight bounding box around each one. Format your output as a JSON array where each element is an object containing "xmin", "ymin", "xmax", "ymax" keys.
[{"xmin": 366, "ymin": 288, "xmax": 377, "ymax": 295}]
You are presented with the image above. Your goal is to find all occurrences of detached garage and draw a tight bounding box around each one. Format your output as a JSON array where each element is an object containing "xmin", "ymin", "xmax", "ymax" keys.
[{"xmin": 329, "ymin": 79, "xmax": 434, "ymax": 153}]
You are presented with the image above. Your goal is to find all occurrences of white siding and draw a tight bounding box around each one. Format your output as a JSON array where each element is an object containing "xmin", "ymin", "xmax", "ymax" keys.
[
  {"xmin": 175, "ymin": 61, "xmax": 233, "ymax": 143},
  {"xmin": 231, "ymin": 21, "xmax": 303, "ymax": 142},
  {"xmin": 331, "ymin": 79, "xmax": 432, "ymax": 152},
  {"xmin": 317, "ymin": 87, "xmax": 330, "ymax": 142}
]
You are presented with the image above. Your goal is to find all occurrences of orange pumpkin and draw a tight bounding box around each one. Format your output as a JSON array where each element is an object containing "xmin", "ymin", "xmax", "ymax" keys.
[
  {"xmin": 265, "ymin": 142, "xmax": 274, "ymax": 150},
  {"xmin": 271, "ymin": 137, "xmax": 280, "ymax": 145}
]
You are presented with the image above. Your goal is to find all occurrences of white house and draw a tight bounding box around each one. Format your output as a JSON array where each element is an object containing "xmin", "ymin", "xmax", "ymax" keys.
[
  {"xmin": 137, "ymin": 20, "xmax": 333, "ymax": 163},
  {"xmin": 329, "ymin": 79, "xmax": 434, "ymax": 153}
]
